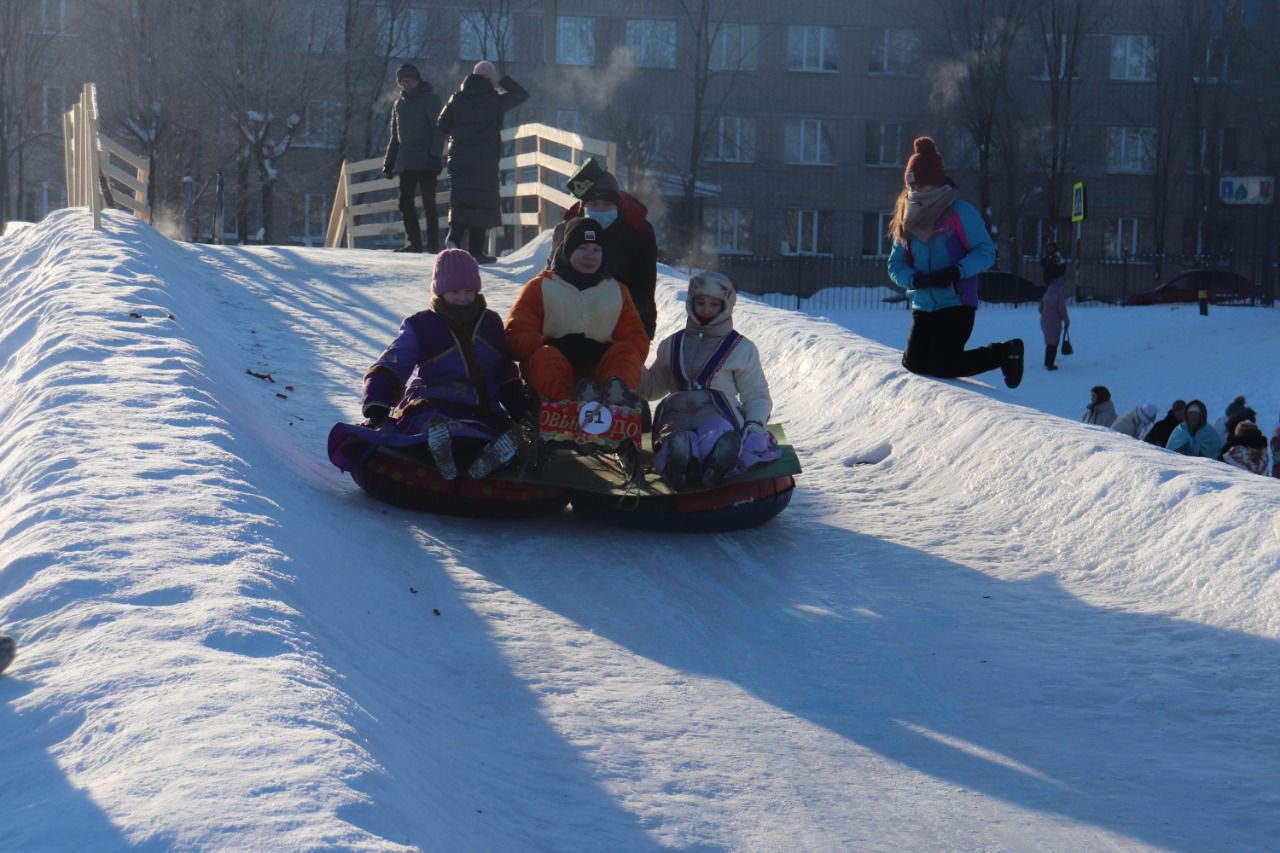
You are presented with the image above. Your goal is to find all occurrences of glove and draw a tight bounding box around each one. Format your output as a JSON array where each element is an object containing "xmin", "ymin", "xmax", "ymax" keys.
[
  {"xmin": 546, "ymin": 334, "xmax": 610, "ymax": 370},
  {"xmin": 742, "ymin": 420, "xmax": 769, "ymax": 443},
  {"xmin": 914, "ymin": 266, "xmax": 961, "ymax": 288},
  {"xmin": 362, "ymin": 403, "xmax": 390, "ymax": 424}
]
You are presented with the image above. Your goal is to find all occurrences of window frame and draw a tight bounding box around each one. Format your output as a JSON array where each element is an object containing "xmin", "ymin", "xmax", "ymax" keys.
[
  {"xmin": 1110, "ymin": 34, "xmax": 1156, "ymax": 82},
  {"xmin": 1105, "ymin": 126, "xmax": 1156, "ymax": 174},
  {"xmin": 787, "ymin": 25, "xmax": 839, "ymax": 73},
  {"xmin": 783, "ymin": 208, "xmax": 833, "ymax": 256},
  {"xmin": 709, "ymin": 23, "xmax": 761, "ymax": 71},
  {"xmin": 784, "ymin": 118, "xmax": 835, "ymax": 166},
  {"xmin": 868, "ymin": 28, "xmax": 919, "ymax": 76},
  {"xmin": 702, "ymin": 206, "xmax": 753, "ymax": 254},
  {"xmin": 556, "ymin": 15, "xmax": 596, "ymax": 66},
  {"xmin": 624, "ymin": 18, "xmax": 678, "ymax": 69},
  {"xmin": 704, "ymin": 115, "xmax": 757, "ymax": 163},
  {"xmin": 460, "ymin": 11, "xmax": 515, "ymax": 62}
]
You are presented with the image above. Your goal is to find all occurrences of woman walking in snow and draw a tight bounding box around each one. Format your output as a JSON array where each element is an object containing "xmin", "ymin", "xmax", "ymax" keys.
[
  {"xmin": 1038, "ymin": 241, "xmax": 1069, "ymax": 370},
  {"xmin": 887, "ymin": 137, "xmax": 1024, "ymax": 389}
]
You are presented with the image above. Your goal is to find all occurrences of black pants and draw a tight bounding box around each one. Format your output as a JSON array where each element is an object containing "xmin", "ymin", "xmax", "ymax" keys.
[
  {"xmin": 902, "ymin": 306, "xmax": 1003, "ymax": 378},
  {"xmin": 445, "ymin": 224, "xmax": 489, "ymax": 258},
  {"xmin": 398, "ymin": 171, "xmax": 439, "ymax": 251}
]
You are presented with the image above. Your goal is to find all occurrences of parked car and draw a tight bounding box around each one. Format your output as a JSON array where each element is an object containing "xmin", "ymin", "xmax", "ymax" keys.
[
  {"xmin": 978, "ymin": 270, "xmax": 1044, "ymax": 304},
  {"xmin": 1123, "ymin": 269, "xmax": 1268, "ymax": 306}
]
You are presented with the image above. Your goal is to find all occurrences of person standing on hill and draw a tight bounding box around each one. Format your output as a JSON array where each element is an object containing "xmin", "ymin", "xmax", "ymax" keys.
[
  {"xmin": 1038, "ymin": 241, "xmax": 1069, "ymax": 370},
  {"xmin": 550, "ymin": 159, "xmax": 660, "ymax": 340},
  {"xmin": 381, "ymin": 64, "xmax": 444, "ymax": 254},
  {"xmin": 887, "ymin": 137, "xmax": 1023, "ymax": 388},
  {"xmin": 437, "ymin": 61, "xmax": 529, "ymax": 262}
]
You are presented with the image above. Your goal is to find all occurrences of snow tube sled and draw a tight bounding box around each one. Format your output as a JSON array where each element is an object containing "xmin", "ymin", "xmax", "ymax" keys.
[
  {"xmin": 329, "ymin": 424, "xmax": 569, "ymax": 519},
  {"xmin": 533, "ymin": 424, "xmax": 801, "ymax": 532}
]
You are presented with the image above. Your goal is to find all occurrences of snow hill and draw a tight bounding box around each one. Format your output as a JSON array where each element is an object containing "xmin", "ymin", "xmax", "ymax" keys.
[{"xmin": 1, "ymin": 209, "xmax": 1278, "ymax": 851}]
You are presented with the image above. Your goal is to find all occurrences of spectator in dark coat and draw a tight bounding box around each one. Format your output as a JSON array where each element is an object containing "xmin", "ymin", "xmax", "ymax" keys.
[
  {"xmin": 550, "ymin": 161, "xmax": 660, "ymax": 339},
  {"xmin": 1213, "ymin": 395, "xmax": 1256, "ymax": 446},
  {"xmin": 1038, "ymin": 242, "xmax": 1069, "ymax": 370},
  {"xmin": 382, "ymin": 64, "xmax": 444, "ymax": 253},
  {"xmin": 437, "ymin": 61, "xmax": 529, "ymax": 261},
  {"xmin": 1144, "ymin": 400, "xmax": 1186, "ymax": 448}
]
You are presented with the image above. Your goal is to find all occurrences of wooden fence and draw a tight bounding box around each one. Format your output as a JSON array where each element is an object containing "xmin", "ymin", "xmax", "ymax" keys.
[
  {"xmin": 62, "ymin": 83, "xmax": 152, "ymax": 228},
  {"xmin": 326, "ymin": 122, "xmax": 615, "ymax": 251}
]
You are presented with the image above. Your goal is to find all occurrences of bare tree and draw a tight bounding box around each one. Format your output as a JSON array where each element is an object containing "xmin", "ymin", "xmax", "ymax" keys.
[
  {"xmin": 0, "ymin": 0, "xmax": 62, "ymax": 228},
  {"xmin": 462, "ymin": 0, "xmax": 538, "ymax": 71}
]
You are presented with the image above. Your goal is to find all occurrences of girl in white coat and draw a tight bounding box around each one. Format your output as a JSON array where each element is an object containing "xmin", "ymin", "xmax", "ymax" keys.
[{"xmin": 640, "ymin": 272, "xmax": 780, "ymax": 489}]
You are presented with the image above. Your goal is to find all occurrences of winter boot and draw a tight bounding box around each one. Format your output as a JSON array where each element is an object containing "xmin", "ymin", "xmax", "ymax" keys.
[
  {"xmin": 573, "ymin": 377, "xmax": 600, "ymax": 404},
  {"xmin": 393, "ymin": 243, "xmax": 422, "ymax": 253},
  {"xmin": 1000, "ymin": 338, "xmax": 1024, "ymax": 389},
  {"xmin": 468, "ymin": 424, "xmax": 523, "ymax": 479},
  {"xmin": 701, "ymin": 430, "xmax": 743, "ymax": 487},
  {"xmin": 0, "ymin": 635, "xmax": 14, "ymax": 676},
  {"xmin": 661, "ymin": 432, "xmax": 692, "ymax": 490},
  {"xmin": 1044, "ymin": 344, "xmax": 1058, "ymax": 371},
  {"xmin": 602, "ymin": 376, "xmax": 639, "ymax": 408},
  {"xmin": 425, "ymin": 415, "xmax": 457, "ymax": 480}
]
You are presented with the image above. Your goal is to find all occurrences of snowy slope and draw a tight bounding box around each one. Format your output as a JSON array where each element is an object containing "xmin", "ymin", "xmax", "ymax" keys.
[{"xmin": 1, "ymin": 210, "xmax": 1278, "ymax": 852}]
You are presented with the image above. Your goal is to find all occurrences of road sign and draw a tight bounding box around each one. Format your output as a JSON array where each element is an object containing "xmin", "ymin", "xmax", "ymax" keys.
[
  {"xmin": 1219, "ymin": 176, "xmax": 1274, "ymax": 205},
  {"xmin": 1071, "ymin": 182, "xmax": 1087, "ymax": 222}
]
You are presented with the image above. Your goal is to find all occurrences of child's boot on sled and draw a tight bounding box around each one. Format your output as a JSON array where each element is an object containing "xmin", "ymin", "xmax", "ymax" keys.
[
  {"xmin": 468, "ymin": 423, "xmax": 523, "ymax": 479},
  {"xmin": 661, "ymin": 432, "xmax": 692, "ymax": 490},
  {"xmin": 701, "ymin": 430, "xmax": 742, "ymax": 487},
  {"xmin": 425, "ymin": 415, "xmax": 457, "ymax": 480}
]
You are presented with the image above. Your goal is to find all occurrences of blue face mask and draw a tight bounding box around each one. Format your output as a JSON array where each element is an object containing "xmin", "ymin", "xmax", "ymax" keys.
[{"xmin": 587, "ymin": 206, "xmax": 618, "ymax": 229}]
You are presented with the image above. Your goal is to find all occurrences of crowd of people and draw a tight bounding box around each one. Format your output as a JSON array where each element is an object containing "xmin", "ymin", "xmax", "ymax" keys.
[{"xmin": 1082, "ymin": 392, "xmax": 1278, "ymax": 477}]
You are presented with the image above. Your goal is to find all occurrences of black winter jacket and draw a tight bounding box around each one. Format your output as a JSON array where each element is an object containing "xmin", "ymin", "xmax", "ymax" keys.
[
  {"xmin": 382, "ymin": 84, "xmax": 444, "ymax": 175},
  {"xmin": 437, "ymin": 74, "xmax": 529, "ymax": 228}
]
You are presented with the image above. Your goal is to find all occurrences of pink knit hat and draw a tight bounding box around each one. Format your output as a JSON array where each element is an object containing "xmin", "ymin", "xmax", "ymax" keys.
[
  {"xmin": 431, "ymin": 248, "xmax": 481, "ymax": 295},
  {"xmin": 473, "ymin": 61, "xmax": 497, "ymax": 79}
]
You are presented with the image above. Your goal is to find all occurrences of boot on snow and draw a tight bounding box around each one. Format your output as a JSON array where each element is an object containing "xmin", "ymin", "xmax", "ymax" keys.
[
  {"xmin": 425, "ymin": 415, "xmax": 457, "ymax": 480},
  {"xmin": 1044, "ymin": 344, "xmax": 1058, "ymax": 371},
  {"xmin": 1000, "ymin": 338, "xmax": 1024, "ymax": 389}
]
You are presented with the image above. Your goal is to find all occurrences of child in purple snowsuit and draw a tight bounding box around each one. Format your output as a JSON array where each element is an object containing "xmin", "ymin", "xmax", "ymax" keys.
[
  {"xmin": 639, "ymin": 272, "xmax": 780, "ymax": 490},
  {"xmin": 328, "ymin": 249, "xmax": 526, "ymax": 480}
]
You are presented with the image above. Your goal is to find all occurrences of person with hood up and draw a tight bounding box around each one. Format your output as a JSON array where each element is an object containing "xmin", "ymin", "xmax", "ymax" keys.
[
  {"xmin": 639, "ymin": 272, "xmax": 781, "ymax": 490},
  {"xmin": 1165, "ymin": 399, "xmax": 1223, "ymax": 458},
  {"xmin": 1144, "ymin": 399, "xmax": 1186, "ymax": 447},
  {"xmin": 1111, "ymin": 403, "xmax": 1158, "ymax": 440},
  {"xmin": 381, "ymin": 63, "xmax": 444, "ymax": 253},
  {"xmin": 436, "ymin": 60, "xmax": 529, "ymax": 261},
  {"xmin": 1221, "ymin": 420, "xmax": 1271, "ymax": 475},
  {"xmin": 505, "ymin": 217, "xmax": 649, "ymax": 419},
  {"xmin": 1213, "ymin": 395, "xmax": 1256, "ymax": 444},
  {"xmin": 887, "ymin": 137, "xmax": 1024, "ymax": 389},
  {"xmin": 1082, "ymin": 385, "xmax": 1117, "ymax": 427},
  {"xmin": 328, "ymin": 249, "xmax": 527, "ymax": 481},
  {"xmin": 550, "ymin": 158, "xmax": 660, "ymax": 339},
  {"xmin": 1038, "ymin": 241, "xmax": 1070, "ymax": 370}
]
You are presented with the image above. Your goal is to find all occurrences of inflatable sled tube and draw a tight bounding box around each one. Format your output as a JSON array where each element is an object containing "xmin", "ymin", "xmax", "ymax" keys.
[
  {"xmin": 568, "ymin": 474, "xmax": 795, "ymax": 532},
  {"xmin": 351, "ymin": 447, "xmax": 569, "ymax": 519}
]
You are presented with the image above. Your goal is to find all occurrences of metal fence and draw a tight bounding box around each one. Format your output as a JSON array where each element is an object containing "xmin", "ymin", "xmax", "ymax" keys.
[{"xmin": 684, "ymin": 253, "xmax": 1279, "ymax": 311}]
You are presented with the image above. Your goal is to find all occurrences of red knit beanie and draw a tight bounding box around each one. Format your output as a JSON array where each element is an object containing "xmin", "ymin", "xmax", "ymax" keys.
[
  {"xmin": 431, "ymin": 248, "xmax": 481, "ymax": 295},
  {"xmin": 904, "ymin": 136, "xmax": 949, "ymax": 187}
]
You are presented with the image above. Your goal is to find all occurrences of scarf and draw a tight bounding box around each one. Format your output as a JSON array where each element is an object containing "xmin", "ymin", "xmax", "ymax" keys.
[
  {"xmin": 553, "ymin": 252, "xmax": 608, "ymax": 290},
  {"xmin": 431, "ymin": 294, "xmax": 490, "ymax": 411},
  {"xmin": 904, "ymin": 185, "xmax": 956, "ymax": 242}
]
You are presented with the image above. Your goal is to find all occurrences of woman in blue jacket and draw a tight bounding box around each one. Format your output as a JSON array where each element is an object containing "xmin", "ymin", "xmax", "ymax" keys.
[
  {"xmin": 1166, "ymin": 399, "xmax": 1223, "ymax": 459},
  {"xmin": 887, "ymin": 137, "xmax": 1023, "ymax": 388}
]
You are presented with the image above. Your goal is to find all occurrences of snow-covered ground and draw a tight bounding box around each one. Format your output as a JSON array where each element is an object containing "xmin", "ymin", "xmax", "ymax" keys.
[{"xmin": 1, "ymin": 209, "xmax": 1277, "ymax": 852}]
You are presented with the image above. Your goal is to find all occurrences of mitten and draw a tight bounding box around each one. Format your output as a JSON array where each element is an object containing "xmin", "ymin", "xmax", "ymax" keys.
[
  {"xmin": 363, "ymin": 403, "xmax": 390, "ymax": 424},
  {"xmin": 934, "ymin": 265, "xmax": 961, "ymax": 286}
]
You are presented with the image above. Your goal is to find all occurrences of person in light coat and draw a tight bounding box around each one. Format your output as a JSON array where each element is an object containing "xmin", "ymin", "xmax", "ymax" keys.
[
  {"xmin": 1111, "ymin": 403, "xmax": 1157, "ymax": 440},
  {"xmin": 639, "ymin": 272, "xmax": 780, "ymax": 489},
  {"xmin": 1082, "ymin": 385, "xmax": 1117, "ymax": 427}
]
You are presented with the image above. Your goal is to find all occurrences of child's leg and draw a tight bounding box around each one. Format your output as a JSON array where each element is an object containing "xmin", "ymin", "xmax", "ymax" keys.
[{"xmin": 526, "ymin": 346, "xmax": 576, "ymax": 401}]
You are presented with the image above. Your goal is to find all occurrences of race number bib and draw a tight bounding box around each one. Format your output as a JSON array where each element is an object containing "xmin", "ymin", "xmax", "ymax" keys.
[{"xmin": 577, "ymin": 401, "xmax": 613, "ymax": 436}]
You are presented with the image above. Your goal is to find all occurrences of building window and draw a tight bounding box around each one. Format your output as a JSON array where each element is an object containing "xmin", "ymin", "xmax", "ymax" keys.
[
  {"xmin": 300, "ymin": 192, "xmax": 327, "ymax": 246},
  {"xmin": 1110, "ymin": 34, "xmax": 1155, "ymax": 81},
  {"xmin": 34, "ymin": 0, "xmax": 67, "ymax": 34},
  {"xmin": 784, "ymin": 209, "xmax": 832, "ymax": 255},
  {"xmin": 1105, "ymin": 127, "xmax": 1156, "ymax": 173},
  {"xmin": 649, "ymin": 114, "xmax": 676, "ymax": 162},
  {"xmin": 377, "ymin": 5, "xmax": 430, "ymax": 57},
  {"xmin": 868, "ymin": 29, "xmax": 918, "ymax": 75},
  {"xmin": 556, "ymin": 16, "xmax": 595, "ymax": 66},
  {"xmin": 1103, "ymin": 217, "xmax": 1140, "ymax": 259},
  {"xmin": 787, "ymin": 25, "xmax": 838, "ymax": 72},
  {"xmin": 42, "ymin": 84, "xmax": 65, "ymax": 132},
  {"xmin": 703, "ymin": 207, "xmax": 752, "ymax": 254},
  {"xmin": 710, "ymin": 23, "xmax": 760, "ymax": 71},
  {"xmin": 297, "ymin": 100, "xmax": 343, "ymax": 149},
  {"xmin": 1034, "ymin": 34, "xmax": 1077, "ymax": 80},
  {"xmin": 1196, "ymin": 127, "xmax": 1238, "ymax": 174},
  {"xmin": 865, "ymin": 121, "xmax": 905, "ymax": 167},
  {"xmin": 1198, "ymin": 35, "xmax": 1239, "ymax": 83},
  {"xmin": 460, "ymin": 11, "xmax": 515, "ymax": 62},
  {"xmin": 861, "ymin": 211, "xmax": 893, "ymax": 257},
  {"xmin": 784, "ymin": 119, "xmax": 835, "ymax": 165},
  {"xmin": 704, "ymin": 116, "xmax": 756, "ymax": 162},
  {"xmin": 625, "ymin": 19, "xmax": 677, "ymax": 68}
]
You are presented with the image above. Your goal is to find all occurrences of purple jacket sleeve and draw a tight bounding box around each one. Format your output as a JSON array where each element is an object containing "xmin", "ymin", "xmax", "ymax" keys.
[{"xmin": 361, "ymin": 319, "xmax": 421, "ymax": 416}]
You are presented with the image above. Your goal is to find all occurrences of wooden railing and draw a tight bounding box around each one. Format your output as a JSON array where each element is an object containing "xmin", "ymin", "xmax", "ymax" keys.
[
  {"xmin": 326, "ymin": 122, "xmax": 615, "ymax": 251},
  {"xmin": 62, "ymin": 83, "xmax": 152, "ymax": 228}
]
